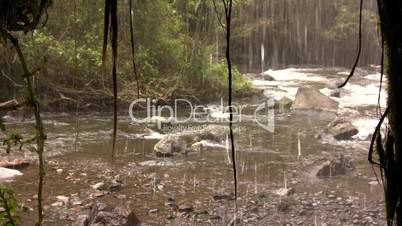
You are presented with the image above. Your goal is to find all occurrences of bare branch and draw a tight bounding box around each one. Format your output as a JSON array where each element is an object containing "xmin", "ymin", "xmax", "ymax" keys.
[
  {"xmin": 0, "ymin": 100, "xmax": 25, "ymax": 111},
  {"xmin": 211, "ymin": 0, "xmax": 225, "ymax": 28}
]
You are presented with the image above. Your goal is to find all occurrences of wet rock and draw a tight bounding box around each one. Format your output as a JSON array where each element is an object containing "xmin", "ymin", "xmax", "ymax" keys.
[
  {"xmin": 275, "ymin": 97, "xmax": 293, "ymax": 111},
  {"xmin": 178, "ymin": 204, "xmax": 194, "ymax": 213},
  {"xmin": 291, "ymin": 87, "xmax": 339, "ymax": 113},
  {"xmin": 109, "ymin": 180, "xmax": 122, "ymax": 192},
  {"xmin": 0, "ymin": 159, "xmax": 30, "ymax": 169},
  {"xmin": 273, "ymin": 188, "xmax": 294, "ymax": 196},
  {"xmin": 148, "ymin": 208, "xmax": 158, "ymax": 214},
  {"xmin": 117, "ymin": 194, "xmax": 127, "ymax": 200},
  {"xmin": 327, "ymin": 80, "xmax": 342, "ymax": 89},
  {"xmin": 316, "ymin": 155, "xmax": 354, "ymax": 178},
  {"xmin": 73, "ymin": 215, "xmax": 89, "ymax": 226},
  {"xmin": 330, "ymin": 90, "xmax": 341, "ymax": 98},
  {"xmin": 263, "ymin": 73, "xmax": 275, "ymax": 81},
  {"xmin": 228, "ymin": 217, "xmax": 241, "ymax": 226},
  {"xmin": 72, "ymin": 200, "xmax": 83, "ymax": 206},
  {"xmin": 0, "ymin": 167, "xmax": 22, "ymax": 180},
  {"xmin": 56, "ymin": 195, "xmax": 69, "ymax": 205},
  {"xmin": 51, "ymin": 201, "xmax": 63, "ymax": 207},
  {"xmin": 327, "ymin": 118, "xmax": 359, "ymax": 140},
  {"xmin": 154, "ymin": 135, "xmax": 187, "ymax": 157},
  {"xmin": 277, "ymin": 200, "xmax": 291, "ymax": 212},
  {"xmin": 92, "ymin": 182, "xmax": 105, "ymax": 190},
  {"xmin": 198, "ymin": 125, "xmax": 227, "ymax": 142},
  {"xmin": 188, "ymin": 141, "xmax": 203, "ymax": 153},
  {"xmin": 93, "ymin": 191, "xmax": 105, "ymax": 198},
  {"xmin": 213, "ymin": 192, "xmax": 235, "ymax": 201},
  {"xmin": 74, "ymin": 201, "xmax": 140, "ymax": 226},
  {"xmin": 126, "ymin": 211, "xmax": 141, "ymax": 226}
]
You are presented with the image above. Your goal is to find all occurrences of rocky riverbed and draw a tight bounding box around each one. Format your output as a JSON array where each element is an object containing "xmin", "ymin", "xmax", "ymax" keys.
[{"xmin": 0, "ymin": 66, "xmax": 387, "ymax": 225}]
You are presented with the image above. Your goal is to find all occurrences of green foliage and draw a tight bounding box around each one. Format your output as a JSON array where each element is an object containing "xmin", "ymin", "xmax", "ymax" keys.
[
  {"xmin": 1, "ymin": 0, "xmax": 253, "ymax": 110},
  {"xmin": 202, "ymin": 61, "xmax": 251, "ymax": 97},
  {"xmin": 323, "ymin": 0, "xmax": 377, "ymax": 41},
  {"xmin": 2, "ymin": 132, "xmax": 23, "ymax": 153},
  {"xmin": 0, "ymin": 186, "xmax": 26, "ymax": 226}
]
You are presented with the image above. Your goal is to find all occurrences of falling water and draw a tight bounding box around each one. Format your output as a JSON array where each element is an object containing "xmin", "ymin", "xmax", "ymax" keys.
[
  {"xmin": 261, "ymin": 43, "xmax": 265, "ymax": 73},
  {"xmin": 225, "ymin": 132, "xmax": 232, "ymax": 165},
  {"xmin": 254, "ymin": 162, "xmax": 258, "ymax": 194},
  {"xmin": 297, "ymin": 133, "xmax": 301, "ymax": 160},
  {"xmin": 283, "ymin": 171, "xmax": 287, "ymax": 190},
  {"xmin": 249, "ymin": 134, "xmax": 253, "ymax": 152},
  {"xmin": 233, "ymin": 0, "xmax": 380, "ymax": 71}
]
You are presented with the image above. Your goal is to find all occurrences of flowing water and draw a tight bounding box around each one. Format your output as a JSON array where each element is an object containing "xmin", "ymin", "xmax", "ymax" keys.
[{"xmin": 1, "ymin": 66, "xmax": 386, "ymax": 225}]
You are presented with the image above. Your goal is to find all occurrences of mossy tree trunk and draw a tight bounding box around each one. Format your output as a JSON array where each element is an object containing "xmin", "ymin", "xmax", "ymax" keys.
[{"xmin": 376, "ymin": 1, "xmax": 402, "ymax": 225}]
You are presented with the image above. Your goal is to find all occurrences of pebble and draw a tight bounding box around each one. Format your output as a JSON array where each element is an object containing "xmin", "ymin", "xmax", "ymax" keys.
[
  {"xmin": 213, "ymin": 192, "xmax": 234, "ymax": 201},
  {"xmin": 93, "ymin": 191, "xmax": 105, "ymax": 197},
  {"xmin": 178, "ymin": 204, "xmax": 194, "ymax": 213},
  {"xmin": 56, "ymin": 195, "xmax": 69, "ymax": 205},
  {"xmin": 148, "ymin": 208, "xmax": 158, "ymax": 214},
  {"xmin": 352, "ymin": 219, "xmax": 360, "ymax": 224},
  {"xmin": 92, "ymin": 182, "xmax": 105, "ymax": 190},
  {"xmin": 109, "ymin": 180, "xmax": 122, "ymax": 191},
  {"xmin": 51, "ymin": 201, "xmax": 63, "ymax": 207},
  {"xmin": 117, "ymin": 194, "xmax": 127, "ymax": 200},
  {"xmin": 273, "ymin": 188, "xmax": 294, "ymax": 196},
  {"xmin": 72, "ymin": 200, "xmax": 82, "ymax": 206},
  {"xmin": 365, "ymin": 216, "xmax": 373, "ymax": 223}
]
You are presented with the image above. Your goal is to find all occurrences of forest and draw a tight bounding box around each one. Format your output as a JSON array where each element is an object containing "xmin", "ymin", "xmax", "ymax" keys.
[
  {"xmin": 0, "ymin": 0, "xmax": 379, "ymax": 110},
  {"xmin": 1, "ymin": 0, "xmax": 401, "ymax": 225}
]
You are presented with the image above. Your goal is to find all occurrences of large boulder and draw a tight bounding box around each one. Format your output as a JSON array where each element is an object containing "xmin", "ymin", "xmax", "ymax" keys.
[
  {"xmin": 291, "ymin": 88, "xmax": 339, "ymax": 113},
  {"xmin": 275, "ymin": 97, "xmax": 293, "ymax": 111},
  {"xmin": 198, "ymin": 125, "xmax": 227, "ymax": 142},
  {"xmin": 73, "ymin": 201, "xmax": 140, "ymax": 226},
  {"xmin": 153, "ymin": 136, "xmax": 187, "ymax": 157},
  {"xmin": 327, "ymin": 118, "xmax": 359, "ymax": 140},
  {"xmin": 316, "ymin": 155, "xmax": 354, "ymax": 178},
  {"xmin": 0, "ymin": 167, "xmax": 22, "ymax": 180}
]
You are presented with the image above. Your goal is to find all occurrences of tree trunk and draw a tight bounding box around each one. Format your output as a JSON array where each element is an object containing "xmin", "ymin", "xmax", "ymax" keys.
[{"xmin": 377, "ymin": 1, "xmax": 402, "ymax": 225}]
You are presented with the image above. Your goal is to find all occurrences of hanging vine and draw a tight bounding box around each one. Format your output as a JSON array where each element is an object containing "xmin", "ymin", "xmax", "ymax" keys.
[
  {"xmin": 129, "ymin": 0, "xmax": 140, "ymax": 99},
  {"xmin": 101, "ymin": 0, "xmax": 119, "ymax": 159}
]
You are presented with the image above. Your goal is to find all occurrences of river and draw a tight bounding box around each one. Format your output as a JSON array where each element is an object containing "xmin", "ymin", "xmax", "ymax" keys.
[{"xmin": 0, "ymin": 66, "xmax": 386, "ymax": 225}]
